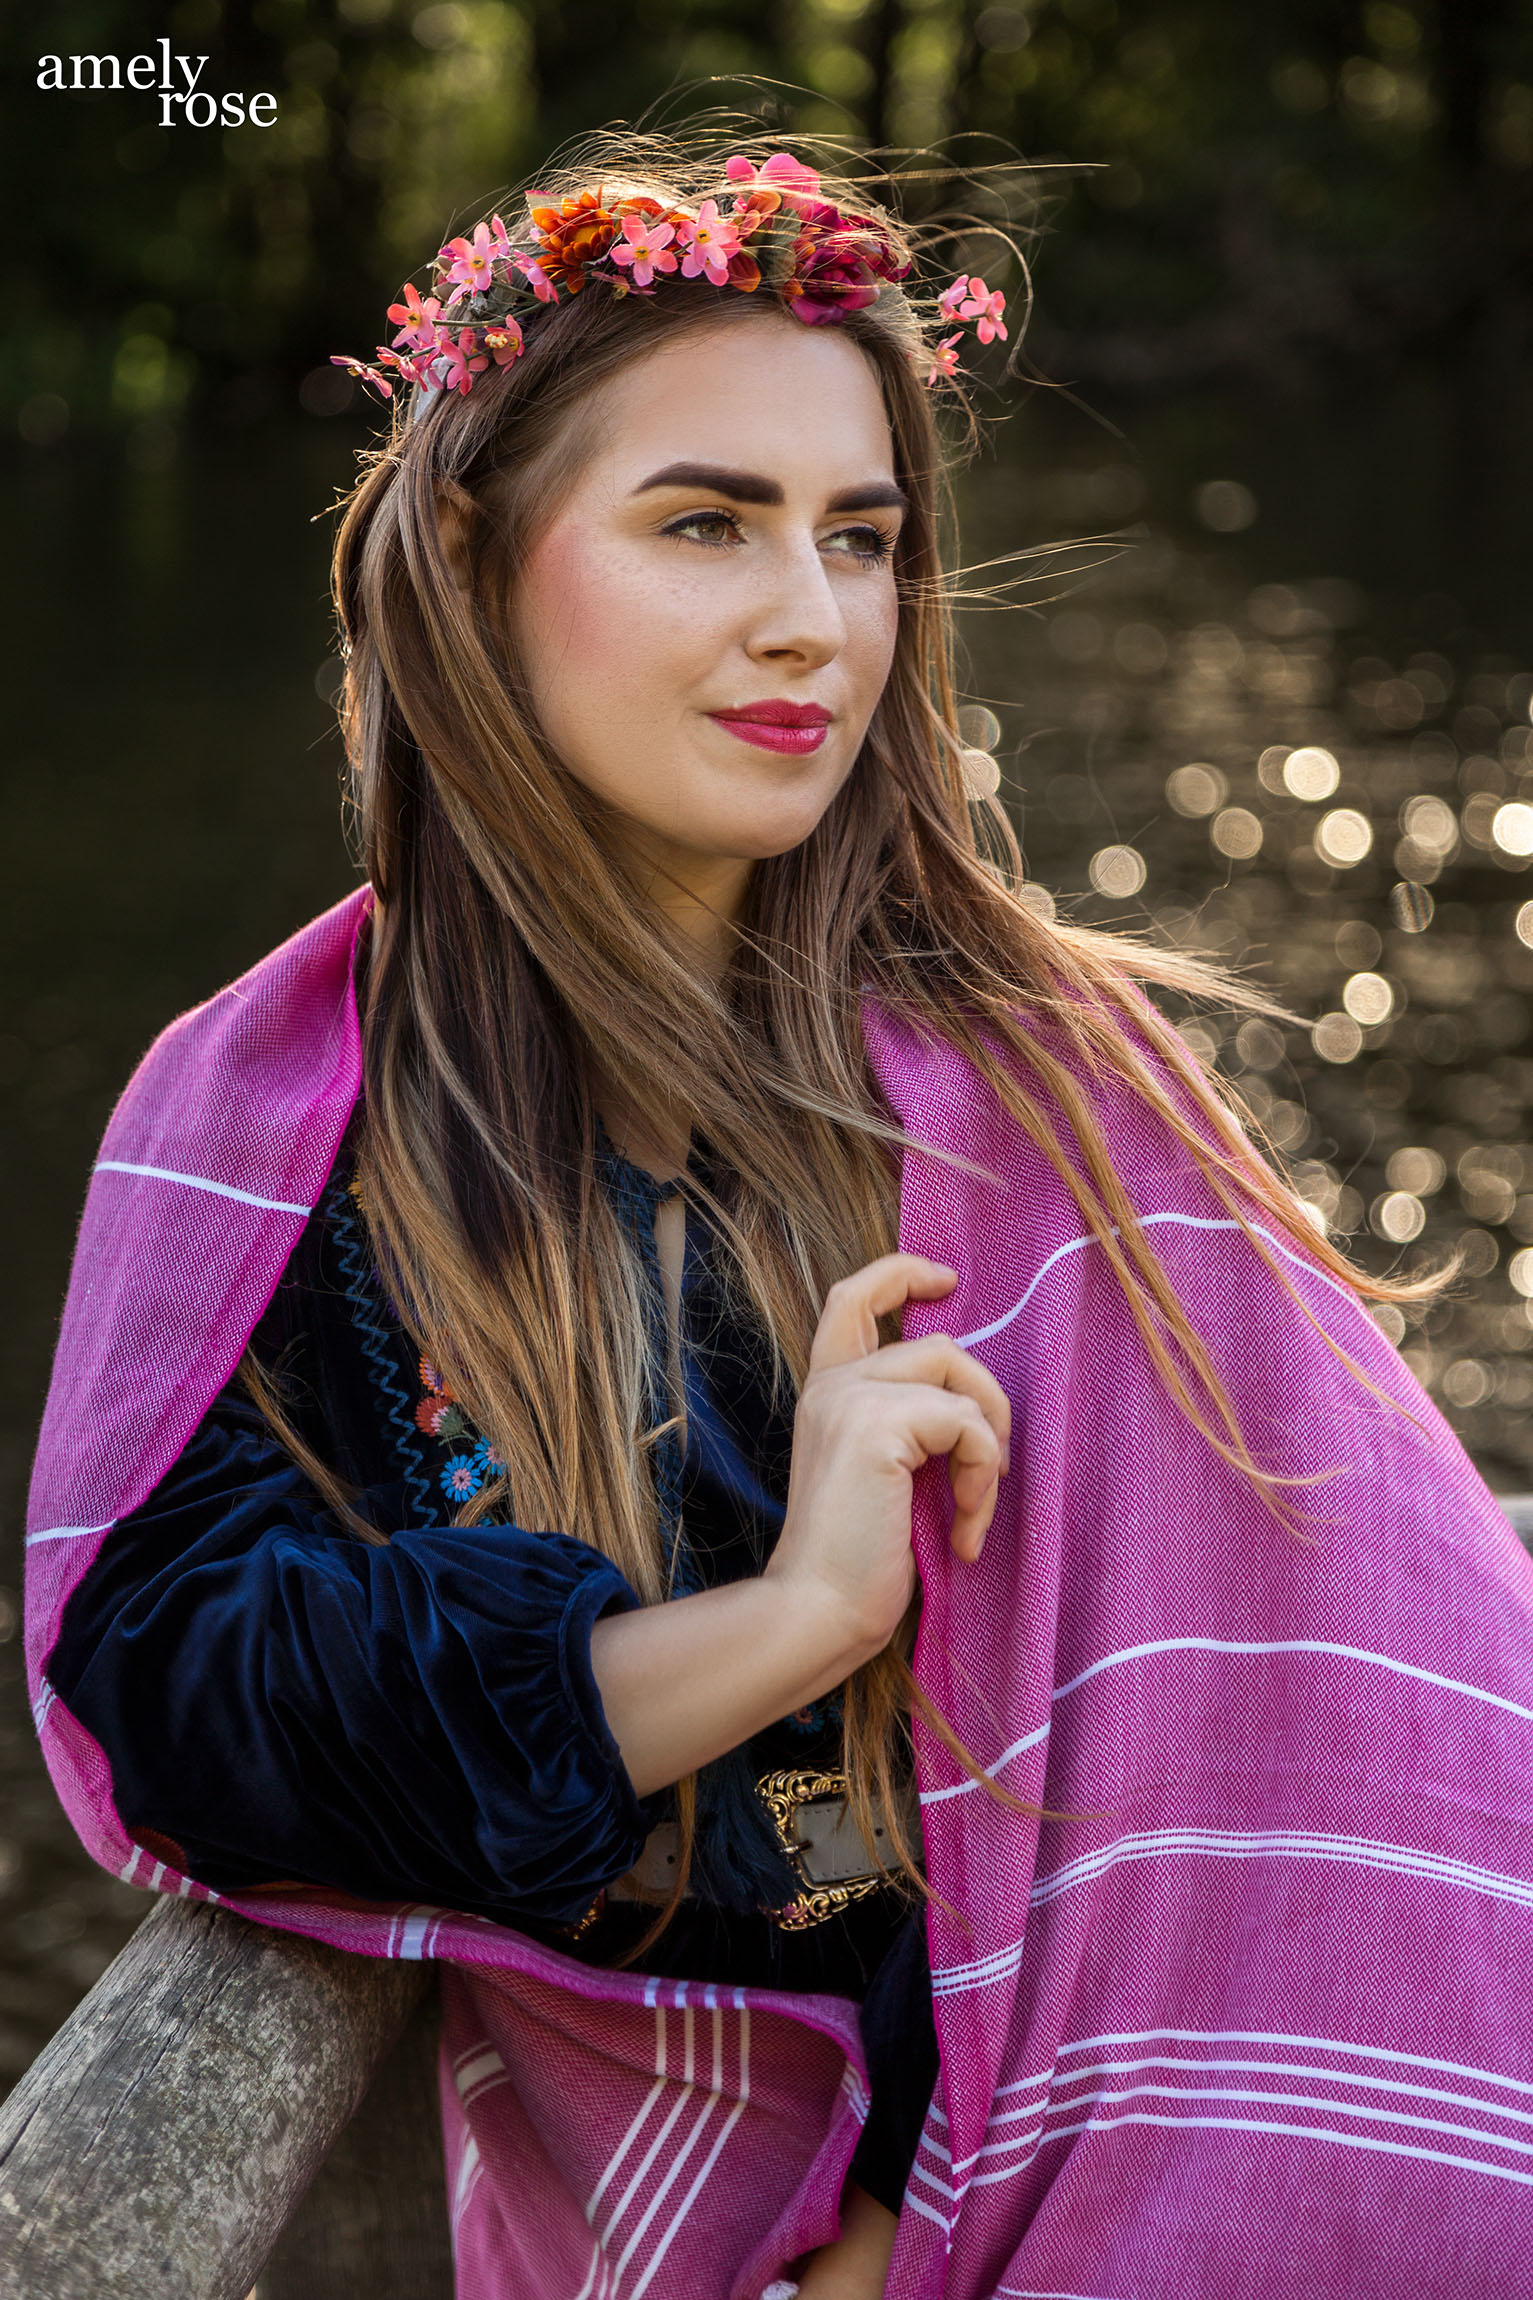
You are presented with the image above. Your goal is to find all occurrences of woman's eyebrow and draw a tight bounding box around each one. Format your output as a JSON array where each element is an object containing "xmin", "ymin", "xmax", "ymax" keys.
[
  {"xmin": 634, "ymin": 462, "xmax": 783, "ymax": 504},
  {"xmin": 825, "ymin": 481, "xmax": 909, "ymax": 513},
  {"xmin": 632, "ymin": 462, "xmax": 909, "ymax": 515}
]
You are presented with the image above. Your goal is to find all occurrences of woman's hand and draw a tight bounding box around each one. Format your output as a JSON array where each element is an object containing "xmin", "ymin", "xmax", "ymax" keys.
[
  {"xmin": 764, "ymin": 1252, "xmax": 1011, "ymax": 1665},
  {"xmin": 589, "ymin": 1252, "xmax": 1008, "ymax": 1798}
]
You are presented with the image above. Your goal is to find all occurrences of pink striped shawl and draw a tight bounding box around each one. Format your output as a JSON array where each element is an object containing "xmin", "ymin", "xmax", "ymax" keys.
[{"xmin": 25, "ymin": 885, "xmax": 1533, "ymax": 2297}]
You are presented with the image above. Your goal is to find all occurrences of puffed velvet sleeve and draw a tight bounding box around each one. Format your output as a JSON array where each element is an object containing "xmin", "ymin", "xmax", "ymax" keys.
[{"xmin": 46, "ymin": 1388, "xmax": 662, "ymax": 1928}]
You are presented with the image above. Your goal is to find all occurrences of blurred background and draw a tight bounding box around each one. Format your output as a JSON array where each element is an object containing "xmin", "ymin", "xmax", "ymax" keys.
[{"xmin": 4, "ymin": 0, "xmax": 1533, "ymax": 2082}]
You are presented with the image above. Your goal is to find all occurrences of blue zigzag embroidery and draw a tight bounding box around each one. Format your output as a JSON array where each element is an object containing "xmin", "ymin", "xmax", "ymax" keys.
[{"xmin": 327, "ymin": 1177, "xmax": 436, "ymax": 1523}]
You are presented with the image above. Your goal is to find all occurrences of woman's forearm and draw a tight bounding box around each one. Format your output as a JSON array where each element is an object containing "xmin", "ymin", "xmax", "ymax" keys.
[{"xmin": 587, "ymin": 1571, "xmax": 870, "ymax": 1798}]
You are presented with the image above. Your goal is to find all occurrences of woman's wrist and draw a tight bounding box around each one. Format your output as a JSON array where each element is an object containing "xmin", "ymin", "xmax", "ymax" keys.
[{"xmin": 587, "ymin": 1569, "xmax": 872, "ymax": 1799}]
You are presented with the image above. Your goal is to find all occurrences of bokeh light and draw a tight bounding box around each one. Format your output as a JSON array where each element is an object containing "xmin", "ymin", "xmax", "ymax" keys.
[
  {"xmin": 1194, "ymin": 479, "xmax": 1258, "ymax": 533},
  {"xmin": 1492, "ymin": 802, "xmax": 1533, "ymax": 858},
  {"xmin": 1018, "ymin": 882, "xmax": 1057, "ymax": 921},
  {"xmin": 1089, "ymin": 844, "xmax": 1147, "ymax": 899},
  {"xmin": 1211, "ymin": 806, "xmax": 1262, "ymax": 859},
  {"xmin": 1387, "ymin": 1146, "xmax": 1446, "ymax": 1196},
  {"xmin": 1312, "ymin": 1011, "xmax": 1364, "ymax": 1062},
  {"xmin": 1443, "ymin": 1359, "xmax": 1494, "ymax": 1408},
  {"xmin": 1391, "ymin": 881, "xmax": 1435, "ymax": 931},
  {"xmin": 1342, "ymin": 971, "xmax": 1393, "ymax": 1025},
  {"xmin": 1399, "ymin": 795, "xmax": 1456, "ymax": 854},
  {"xmin": 1316, "ymin": 809, "xmax": 1373, "ymax": 866},
  {"xmin": 957, "ymin": 705, "xmax": 1002, "ymax": 752},
  {"xmin": 1235, "ymin": 1018, "xmax": 1286, "ymax": 1070},
  {"xmin": 1166, "ymin": 762, "xmax": 1228, "ymax": 817},
  {"xmin": 1372, "ymin": 1190, "xmax": 1426, "ymax": 1243},
  {"xmin": 1511, "ymin": 1249, "xmax": 1533, "ymax": 1299},
  {"xmin": 1283, "ymin": 746, "xmax": 1341, "ymax": 801}
]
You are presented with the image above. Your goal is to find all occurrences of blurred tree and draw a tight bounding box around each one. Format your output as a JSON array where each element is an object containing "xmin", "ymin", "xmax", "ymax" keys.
[{"xmin": 4, "ymin": 0, "xmax": 1531, "ymax": 583}]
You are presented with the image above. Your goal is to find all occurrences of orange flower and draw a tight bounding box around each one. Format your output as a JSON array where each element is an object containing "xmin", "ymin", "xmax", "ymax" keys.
[
  {"xmin": 526, "ymin": 187, "xmax": 619, "ymax": 294},
  {"xmin": 728, "ymin": 186, "xmax": 783, "ymax": 241}
]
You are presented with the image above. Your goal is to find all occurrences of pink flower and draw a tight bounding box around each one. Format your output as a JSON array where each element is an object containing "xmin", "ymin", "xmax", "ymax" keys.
[
  {"xmin": 386, "ymin": 281, "xmax": 445, "ymax": 351},
  {"xmin": 481, "ymin": 317, "xmax": 523, "ymax": 367},
  {"xmin": 441, "ymin": 221, "xmax": 502, "ymax": 300},
  {"xmin": 724, "ymin": 151, "xmax": 822, "ymax": 203},
  {"xmin": 957, "ymin": 277, "xmax": 1007, "ymax": 343},
  {"xmin": 674, "ymin": 198, "xmax": 742, "ymax": 286},
  {"xmin": 329, "ymin": 353, "xmax": 394, "ymax": 400},
  {"xmin": 927, "ymin": 332, "xmax": 963, "ymax": 385},
  {"xmin": 609, "ymin": 211, "xmax": 678, "ymax": 289},
  {"xmin": 938, "ymin": 275, "xmax": 970, "ymax": 319},
  {"xmin": 512, "ymin": 252, "xmax": 558, "ymax": 303},
  {"xmin": 438, "ymin": 328, "xmax": 489, "ymax": 394}
]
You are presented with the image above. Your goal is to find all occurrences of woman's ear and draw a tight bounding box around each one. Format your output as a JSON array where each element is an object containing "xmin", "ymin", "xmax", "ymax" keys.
[{"xmin": 434, "ymin": 477, "xmax": 480, "ymax": 593}]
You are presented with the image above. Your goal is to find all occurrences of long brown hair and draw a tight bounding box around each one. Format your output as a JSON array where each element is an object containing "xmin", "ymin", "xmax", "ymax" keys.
[{"xmin": 302, "ymin": 128, "xmax": 1429, "ymax": 1931}]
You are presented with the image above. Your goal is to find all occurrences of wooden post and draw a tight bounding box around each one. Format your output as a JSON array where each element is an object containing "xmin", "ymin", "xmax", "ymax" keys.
[
  {"xmin": 257, "ymin": 1978, "xmax": 452, "ymax": 2299},
  {"xmin": 0, "ymin": 1896, "xmax": 429, "ymax": 2300}
]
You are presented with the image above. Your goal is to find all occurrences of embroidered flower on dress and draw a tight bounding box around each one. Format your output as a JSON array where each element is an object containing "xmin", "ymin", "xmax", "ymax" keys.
[{"xmin": 441, "ymin": 1453, "xmax": 483, "ymax": 1502}]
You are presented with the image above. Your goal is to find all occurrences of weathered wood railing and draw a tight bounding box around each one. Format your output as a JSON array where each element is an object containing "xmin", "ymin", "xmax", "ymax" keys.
[
  {"xmin": 5, "ymin": 1494, "xmax": 1533, "ymax": 2296},
  {"xmin": 0, "ymin": 1897, "xmax": 451, "ymax": 2299}
]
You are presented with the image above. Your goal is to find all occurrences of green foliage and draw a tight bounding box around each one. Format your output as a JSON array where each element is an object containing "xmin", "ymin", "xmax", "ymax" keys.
[{"xmin": 7, "ymin": 0, "xmax": 1532, "ymax": 435}]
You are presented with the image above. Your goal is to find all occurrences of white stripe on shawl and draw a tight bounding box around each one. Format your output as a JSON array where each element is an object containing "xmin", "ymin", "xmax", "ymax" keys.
[
  {"xmin": 24, "ymin": 1521, "xmax": 115, "ymax": 1547},
  {"xmin": 1050, "ymin": 2047, "xmax": 1533, "ymax": 2130},
  {"xmin": 932, "ymin": 1828, "xmax": 1533, "ymax": 1998},
  {"xmin": 901, "ymin": 2186, "xmax": 957, "ymax": 2234},
  {"xmin": 1057, "ymin": 2026, "xmax": 1533, "ymax": 2099},
  {"xmin": 450, "ymin": 2134, "xmax": 484, "ymax": 2234},
  {"xmin": 587, "ymin": 2007, "xmax": 671, "ymax": 2223},
  {"xmin": 920, "ymin": 1637, "xmax": 1533, "ymax": 1806},
  {"xmin": 1028, "ymin": 1827, "xmax": 1533, "ymax": 1913},
  {"xmin": 611, "ymin": 2005, "xmax": 724, "ymax": 2287},
  {"xmin": 93, "ymin": 1159, "xmax": 313, "ymax": 1217},
  {"xmin": 1052, "ymin": 2076, "xmax": 1533, "ymax": 2158},
  {"xmin": 1021, "ymin": 2104, "xmax": 1533, "ymax": 2190},
  {"xmin": 923, "ymin": 2039, "xmax": 1533, "ymax": 2203},
  {"xmin": 952, "ymin": 1209, "xmax": 1361, "ymax": 1352},
  {"xmin": 1051, "ymin": 1637, "xmax": 1533, "ymax": 1728},
  {"xmin": 571, "ymin": 2244, "xmax": 607, "ymax": 2300},
  {"xmin": 598, "ymin": 2025, "xmax": 700, "ymax": 2249},
  {"xmin": 630, "ymin": 2006, "xmax": 750, "ymax": 2299}
]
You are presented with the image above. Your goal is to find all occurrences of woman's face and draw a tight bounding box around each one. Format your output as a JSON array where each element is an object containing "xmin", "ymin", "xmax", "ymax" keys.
[{"xmin": 509, "ymin": 311, "xmax": 905, "ymax": 946}]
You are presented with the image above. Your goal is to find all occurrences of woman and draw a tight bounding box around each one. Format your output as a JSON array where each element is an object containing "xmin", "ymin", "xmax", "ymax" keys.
[{"xmin": 27, "ymin": 134, "xmax": 1533, "ymax": 2300}]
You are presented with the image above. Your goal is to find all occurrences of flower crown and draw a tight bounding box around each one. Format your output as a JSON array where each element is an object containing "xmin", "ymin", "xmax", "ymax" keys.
[{"xmin": 330, "ymin": 151, "xmax": 1007, "ymax": 409}]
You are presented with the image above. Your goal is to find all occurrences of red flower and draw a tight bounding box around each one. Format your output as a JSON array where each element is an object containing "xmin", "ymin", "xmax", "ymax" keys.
[{"xmin": 781, "ymin": 210, "xmax": 912, "ymax": 325}]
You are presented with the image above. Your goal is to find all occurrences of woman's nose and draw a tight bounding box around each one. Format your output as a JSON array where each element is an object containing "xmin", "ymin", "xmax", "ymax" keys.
[{"xmin": 744, "ymin": 538, "xmax": 847, "ymax": 669}]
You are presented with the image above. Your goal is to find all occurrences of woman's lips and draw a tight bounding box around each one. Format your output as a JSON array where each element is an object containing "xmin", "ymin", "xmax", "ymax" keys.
[{"xmin": 709, "ymin": 703, "xmax": 832, "ymax": 757}]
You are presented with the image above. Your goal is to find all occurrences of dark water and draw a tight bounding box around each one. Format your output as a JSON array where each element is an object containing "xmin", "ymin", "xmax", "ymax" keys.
[{"xmin": 3, "ymin": 384, "xmax": 1532, "ymax": 2087}]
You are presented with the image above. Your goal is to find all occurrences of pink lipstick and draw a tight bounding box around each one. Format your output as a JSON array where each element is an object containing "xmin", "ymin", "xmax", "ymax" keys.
[{"xmin": 709, "ymin": 700, "xmax": 832, "ymax": 756}]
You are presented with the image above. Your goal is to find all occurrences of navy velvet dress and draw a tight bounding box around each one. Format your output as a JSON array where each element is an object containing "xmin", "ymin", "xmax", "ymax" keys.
[{"xmin": 47, "ymin": 1112, "xmax": 937, "ymax": 2214}]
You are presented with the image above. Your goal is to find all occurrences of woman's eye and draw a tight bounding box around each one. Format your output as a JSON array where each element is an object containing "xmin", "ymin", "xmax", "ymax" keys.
[
  {"xmin": 664, "ymin": 510, "xmax": 741, "ymax": 548},
  {"xmin": 823, "ymin": 524, "xmax": 895, "ymax": 565}
]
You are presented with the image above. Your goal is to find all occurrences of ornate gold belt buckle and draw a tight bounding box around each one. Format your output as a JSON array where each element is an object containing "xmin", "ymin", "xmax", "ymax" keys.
[{"xmin": 756, "ymin": 1765, "xmax": 909, "ymax": 1931}]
